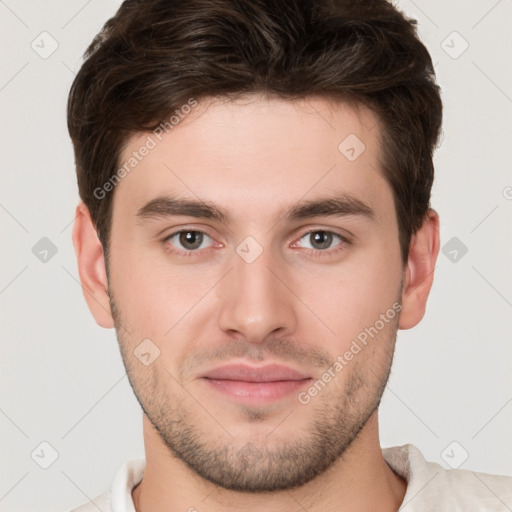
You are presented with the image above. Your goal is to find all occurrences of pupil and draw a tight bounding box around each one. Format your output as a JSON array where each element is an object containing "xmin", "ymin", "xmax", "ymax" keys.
[
  {"xmin": 180, "ymin": 231, "xmax": 202, "ymax": 249},
  {"xmin": 312, "ymin": 231, "xmax": 332, "ymax": 249}
]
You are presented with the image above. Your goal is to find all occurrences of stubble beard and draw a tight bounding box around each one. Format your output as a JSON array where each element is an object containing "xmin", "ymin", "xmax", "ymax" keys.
[{"xmin": 110, "ymin": 291, "xmax": 398, "ymax": 492}]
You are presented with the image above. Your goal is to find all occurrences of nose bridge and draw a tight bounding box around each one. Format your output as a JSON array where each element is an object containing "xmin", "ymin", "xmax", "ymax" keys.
[{"xmin": 217, "ymin": 238, "xmax": 296, "ymax": 341}]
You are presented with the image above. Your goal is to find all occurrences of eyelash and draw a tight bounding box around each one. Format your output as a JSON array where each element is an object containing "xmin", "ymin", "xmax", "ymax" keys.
[
  {"xmin": 162, "ymin": 228, "xmax": 351, "ymax": 258},
  {"xmin": 294, "ymin": 229, "xmax": 350, "ymax": 257},
  {"xmin": 162, "ymin": 229, "xmax": 218, "ymax": 258}
]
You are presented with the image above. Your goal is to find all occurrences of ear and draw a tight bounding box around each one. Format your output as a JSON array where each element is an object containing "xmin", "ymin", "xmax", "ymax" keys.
[
  {"xmin": 398, "ymin": 208, "xmax": 440, "ymax": 330},
  {"xmin": 72, "ymin": 202, "xmax": 114, "ymax": 328}
]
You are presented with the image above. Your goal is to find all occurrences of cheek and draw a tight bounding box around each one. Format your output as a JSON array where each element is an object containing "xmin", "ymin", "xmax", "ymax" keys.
[
  {"xmin": 109, "ymin": 248, "xmax": 222, "ymax": 338},
  {"xmin": 294, "ymin": 249, "xmax": 402, "ymax": 346}
]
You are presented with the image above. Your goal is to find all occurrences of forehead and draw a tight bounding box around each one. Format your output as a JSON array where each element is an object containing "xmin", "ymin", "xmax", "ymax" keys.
[{"xmin": 113, "ymin": 95, "xmax": 392, "ymax": 226}]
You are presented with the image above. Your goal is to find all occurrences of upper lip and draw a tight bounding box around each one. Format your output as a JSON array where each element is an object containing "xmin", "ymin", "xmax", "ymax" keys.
[{"xmin": 200, "ymin": 363, "xmax": 311, "ymax": 382}]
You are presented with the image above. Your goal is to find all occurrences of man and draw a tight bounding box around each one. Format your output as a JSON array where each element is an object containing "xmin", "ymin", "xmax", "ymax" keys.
[{"xmin": 67, "ymin": 0, "xmax": 512, "ymax": 510}]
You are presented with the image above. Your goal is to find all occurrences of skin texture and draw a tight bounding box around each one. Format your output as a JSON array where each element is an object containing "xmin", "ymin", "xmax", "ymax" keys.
[{"xmin": 73, "ymin": 94, "xmax": 440, "ymax": 512}]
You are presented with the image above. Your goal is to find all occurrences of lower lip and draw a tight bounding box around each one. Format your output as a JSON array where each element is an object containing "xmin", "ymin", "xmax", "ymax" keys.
[{"xmin": 201, "ymin": 378, "xmax": 311, "ymax": 404}]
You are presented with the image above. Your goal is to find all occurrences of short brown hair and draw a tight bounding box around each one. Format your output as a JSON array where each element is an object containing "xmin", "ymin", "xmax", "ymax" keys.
[{"xmin": 67, "ymin": 0, "xmax": 442, "ymax": 265}]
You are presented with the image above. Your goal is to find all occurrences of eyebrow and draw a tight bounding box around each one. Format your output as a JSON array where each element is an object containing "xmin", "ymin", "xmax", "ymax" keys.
[{"xmin": 136, "ymin": 194, "xmax": 375, "ymax": 224}]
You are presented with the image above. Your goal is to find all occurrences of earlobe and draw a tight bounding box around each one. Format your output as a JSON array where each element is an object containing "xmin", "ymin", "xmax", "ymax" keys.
[
  {"xmin": 72, "ymin": 202, "xmax": 114, "ymax": 329},
  {"xmin": 398, "ymin": 208, "xmax": 440, "ymax": 330}
]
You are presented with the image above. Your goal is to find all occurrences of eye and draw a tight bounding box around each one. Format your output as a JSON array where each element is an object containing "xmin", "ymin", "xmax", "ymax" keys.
[
  {"xmin": 164, "ymin": 230, "xmax": 213, "ymax": 252},
  {"xmin": 294, "ymin": 230, "xmax": 346, "ymax": 252}
]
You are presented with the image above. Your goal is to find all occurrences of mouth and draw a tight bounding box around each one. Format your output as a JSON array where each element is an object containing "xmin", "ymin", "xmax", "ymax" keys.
[{"xmin": 199, "ymin": 363, "xmax": 313, "ymax": 404}]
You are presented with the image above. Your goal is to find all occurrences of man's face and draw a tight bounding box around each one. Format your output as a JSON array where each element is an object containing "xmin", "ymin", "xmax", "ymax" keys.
[{"xmin": 107, "ymin": 95, "xmax": 405, "ymax": 491}]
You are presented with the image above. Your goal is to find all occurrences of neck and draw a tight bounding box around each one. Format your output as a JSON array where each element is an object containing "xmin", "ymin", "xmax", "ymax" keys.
[{"xmin": 132, "ymin": 412, "xmax": 407, "ymax": 512}]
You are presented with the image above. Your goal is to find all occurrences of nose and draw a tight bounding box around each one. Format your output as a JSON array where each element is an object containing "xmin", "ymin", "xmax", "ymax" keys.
[{"xmin": 216, "ymin": 243, "xmax": 298, "ymax": 344}]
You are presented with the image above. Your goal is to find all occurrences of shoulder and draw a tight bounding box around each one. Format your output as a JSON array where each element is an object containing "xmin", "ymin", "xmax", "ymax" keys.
[
  {"xmin": 66, "ymin": 457, "xmax": 145, "ymax": 512},
  {"xmin": 383, "ymin": 444, "xmax": 512, "ymax": 511}
]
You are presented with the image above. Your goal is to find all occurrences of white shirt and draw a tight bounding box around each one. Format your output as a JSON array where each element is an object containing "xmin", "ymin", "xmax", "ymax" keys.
[{"xmin": 69, "ymin": 444, "xmax": 512, "ymax": 511}]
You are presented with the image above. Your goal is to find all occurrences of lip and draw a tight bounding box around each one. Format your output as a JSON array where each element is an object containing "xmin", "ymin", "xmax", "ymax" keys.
[
  {"xmin": 200, "ymin": 363, "xmax": 310, "ymax": 382},
  {"xmin": 199, "ymin": 363, "xmax": 312, "ymax": 404}
]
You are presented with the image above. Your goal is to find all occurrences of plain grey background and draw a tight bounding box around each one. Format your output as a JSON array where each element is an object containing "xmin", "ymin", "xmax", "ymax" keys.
[{"xmin": 1, "ymin": 1, "xmax": 511, "ymax": 511}]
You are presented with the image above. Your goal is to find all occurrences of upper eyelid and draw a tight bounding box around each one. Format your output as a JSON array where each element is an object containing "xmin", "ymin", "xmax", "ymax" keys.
[
  {"xmin": 292, "ymin": 230, "xmax": 347, "ymax": 248},
  {"xmin": 296, "ymin": 228, "xmax": 347, "ymax": 240},
  {"xmin": 164, "ymin": 229, "xmax": 215, "ymax": 246},
  {"xmin": 163, "ymin": 227, "xmax": 346, "ymax": 239},
  {"xmin": 163, "ymin": 227, "xmax": 348, "ymax": 250}
]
